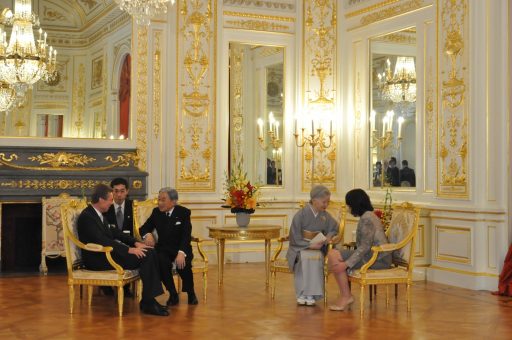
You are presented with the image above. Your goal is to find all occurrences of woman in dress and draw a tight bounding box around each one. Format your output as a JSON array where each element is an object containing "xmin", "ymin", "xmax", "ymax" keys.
[
  {"xmin": 286, "ymin": 185, "xmax": 339, "ymax": 306},
  {"xmin": 328, "ymin": 188, "xmax": 391, "ymax": 311}
]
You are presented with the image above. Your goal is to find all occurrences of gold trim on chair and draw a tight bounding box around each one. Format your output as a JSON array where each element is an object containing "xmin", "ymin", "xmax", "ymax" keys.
[{"xmin": 61, "ymin": 199, "xmax": 141, "ymax": 316}]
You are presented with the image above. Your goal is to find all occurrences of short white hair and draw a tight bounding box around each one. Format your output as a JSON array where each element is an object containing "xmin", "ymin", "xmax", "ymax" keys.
[{"xmin": 159, "ymin": 187, "xmax": 178, "ymax": 201}]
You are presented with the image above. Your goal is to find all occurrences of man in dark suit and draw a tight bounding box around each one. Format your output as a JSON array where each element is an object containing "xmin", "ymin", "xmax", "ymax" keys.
[
  {"xmin": 386, "ymin": 157, "xmax": 400, "ymax": 186},
  {"xmin": 103, "ymin": 177, "xmax": 134, "ymax": 297},
  {"xmin": 399, "ymin": 160, "xmax": 416, "ymax": 187},
  {"xmin": 140, "ymin": 187, "xmax": 198, "ymax": 306},
  {"xmin": 77, "ymin": 184, "xmax": 169, "ymax": 316}
]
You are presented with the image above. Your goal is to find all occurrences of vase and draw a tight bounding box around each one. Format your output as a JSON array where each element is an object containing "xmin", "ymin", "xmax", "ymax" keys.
[{"xmin": 235, "ymin": 212, "xmax": 250, "ymax": 227}]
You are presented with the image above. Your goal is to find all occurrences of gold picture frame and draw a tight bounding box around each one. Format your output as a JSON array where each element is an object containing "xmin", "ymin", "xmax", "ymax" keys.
[{"xmin": 91, "ymin": 56, "xmax": 103, "ymax": 90}]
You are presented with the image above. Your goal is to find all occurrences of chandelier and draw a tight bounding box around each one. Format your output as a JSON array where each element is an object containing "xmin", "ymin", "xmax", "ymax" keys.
[
  {"xmin": 115, "ymin": 0, "xmax": 175, "ymax": 26},
  {"xmin": 0, "ymin": 0, "xmax": 57, "ymax": 97},
  {"xmin": 378, "ymin": 56, "xmax": 416, "ymax": 103},
  {"xmin": 0, "ymin": 82, "xmax": 16, "ymax": 112}
]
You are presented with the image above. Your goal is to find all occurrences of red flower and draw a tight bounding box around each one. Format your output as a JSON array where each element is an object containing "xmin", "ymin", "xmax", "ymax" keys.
[{"xmin": 374, "ymin": 209, "xmax": 384, "ymax": 219}]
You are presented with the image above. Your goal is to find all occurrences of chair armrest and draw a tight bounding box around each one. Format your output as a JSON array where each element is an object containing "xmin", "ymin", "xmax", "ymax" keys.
[
  {"xmin": 191, "ymin": 236, "xmax": 208, "ymax": 263},
  {"xmin": 67, "ymin": 237, "xmax": 124, "ymax": 273},
  {"xmin": 271, "ymin": 236, "xmax": 289, "ymax": 262},
  {"xmin": 358, "ymin": 244, "xmax": 397, "ymax": 274},
  {"xmin": 372, "ymin": 243, "xmax": 399, "ymax": 252},
  {"xmin": 84, "ymin": 243, "xmax": 113, "ymax": 252}
]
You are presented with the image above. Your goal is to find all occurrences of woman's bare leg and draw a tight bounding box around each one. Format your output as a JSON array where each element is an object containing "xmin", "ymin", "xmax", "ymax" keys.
[{"xmin": 328, "ymin": 250, "xmax": 353, "ymax": 306}]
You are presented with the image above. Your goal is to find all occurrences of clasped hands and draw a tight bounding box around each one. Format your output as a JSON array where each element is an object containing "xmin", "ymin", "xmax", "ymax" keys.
[{"xmin": 140, "ymin": 233, "xmax": 186, "ymax": 269}]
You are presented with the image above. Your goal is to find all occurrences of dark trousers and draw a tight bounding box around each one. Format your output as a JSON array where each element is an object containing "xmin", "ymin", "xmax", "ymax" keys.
[
  {"xmin": 157, "ymin": 249, "xmax": 194, "ymax": 294},
  {"xmin": 85, "ymin": 248, "xmax": 164, "ymax": 303}
]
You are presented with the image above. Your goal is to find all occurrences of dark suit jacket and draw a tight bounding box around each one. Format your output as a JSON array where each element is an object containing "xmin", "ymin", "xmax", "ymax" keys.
[
  {"xmin": 139, "ymin": 205, "xmax": 193, "ymax": 259},
  {"xmin": 386, "ymin": 166, "xmax": 400, "ymax": 186},
  {"xmin": 77, "ymin": 205, "xmax": 137, "ymax": 270},
  {"xmin": 399, "ymin": 167, "xmax": 416, "ymax": 186},
  {"xmin": 104, "ymin": 199, "xmax": 134, "ymax": 235}
]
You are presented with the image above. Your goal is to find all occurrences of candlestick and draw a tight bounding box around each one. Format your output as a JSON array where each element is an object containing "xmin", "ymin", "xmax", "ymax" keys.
[
  {"xmin": 397, "ymin": 116, "xmax": 404, "ymax": 138},
  {"xmin": 294, "ymin": 118, "xmax": 297, "ymax": 135},
  {"xmin": 329, "ymin": 120, "xmax": 332, "ymax": 136},
  {"xmin": 257, "ymin": 118, "xmax": 263, "ymax": 139},
  {"xmin": 275, "ymin": 121, "xmax": 280, "ymax": 140}
]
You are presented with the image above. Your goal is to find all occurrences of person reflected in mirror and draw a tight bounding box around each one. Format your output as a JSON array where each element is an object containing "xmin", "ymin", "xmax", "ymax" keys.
[
  {"xmin": 277, "ymin": 168, "xmax": 282, "ymax": 185},
  {"xmin": 286, "ymin": 185, "xmax": 339, "ymax": 306},
  {"xmin": 386, "ymin": 157, "xmax": 400, "ymax": 186},
  {"xmin": 399, "ymin": 160, "xmax": 416, "ymax": 187},
  {"xmin": 373, "ymin": 161, "xmax": 382, "ymax": 187},
  {"xmin": 77, "ymin": 184, "xmax": 168, "ymax": 316},
  {"xmin": 140, "ymin": 188, "xmax": 198, "ymax": 306},
  {"xmin": 267, "ymin": 159, "xmax": 277, "ymax": 185},
  {"xmin": 102, "ymin": 177, "xmax": 135, "ymax": 297},
  {"xmin": 327, "ymin": 189, "xmax": 391, "ymax": 311}
]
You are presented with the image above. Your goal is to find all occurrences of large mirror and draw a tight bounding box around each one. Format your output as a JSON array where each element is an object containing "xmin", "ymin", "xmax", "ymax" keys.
[
  {"xmin": 369, "ymin": 27, "xmax": 417, "ymax": 188},
  {"xmin": 229, "ymin": 42, "xmax": 284, "ymax": 186},
  {"xmin": 0, "ymin": 0, "xmax": 131, "ymax": 139}
]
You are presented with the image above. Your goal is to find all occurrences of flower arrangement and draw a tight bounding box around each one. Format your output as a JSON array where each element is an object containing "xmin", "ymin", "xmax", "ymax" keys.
[
  {"xmin": 374, "ymin": 188, "xmax": 393, "ymax": 230},
  {"xmin": 222, "ymin": 164, "xmax": 260, "ymax": 214}
]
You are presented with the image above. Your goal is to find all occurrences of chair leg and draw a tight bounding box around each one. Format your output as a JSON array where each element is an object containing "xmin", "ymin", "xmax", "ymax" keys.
[
  {"xmin": 87, "ymin": 285, "xmax": 93, "ymax": 306},
  {"xmin": 118, "ymin": 286, "xmax": 124, "ymax": 316},
  {"xmin": 386, "ymin": 285, "xmax": 389, "ymax": 305},
  {"xmin": 271, "ymin": 272, "xmax": 276, "ymax": 300},
  {"xmin": 136, "ymin": 280, "xmax": 142, "ymax": 302},
  {"xmin": 360, "ymin": 285, "xmax": 365, "ymax": 317},
  {"xmin": 395, "ymin": 284, "xmax": 398, "ymax": 298},
  {"xmin": 203, "ymin": 272, "xmax": 207, "ymax": 302},
  {"xmin": 406, "ymin": 283, "xmax": 411, "ymax": 311},
  {"xmin": 324, "ymin": 272, "xmax": 328, "ymax": 306},
  {"xmin": 369, "ymin": 285, "xmax": 373, "ymax": 302},
  {"xmin": 69, "ymin": 284, "xmax": 75, "ymax": 314}
]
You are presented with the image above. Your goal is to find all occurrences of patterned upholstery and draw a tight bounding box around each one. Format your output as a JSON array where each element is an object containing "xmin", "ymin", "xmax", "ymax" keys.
[
  {"xmin": 61, "ymin": 199, "xmax": 141, "ymax": 316},
  {"xmin": 270, "ymin": 201, "xmax": 346, "ymax": 305},
  {"xmin": 133, "ymin": 198, "xmax": 209, "ymax": 302},
  {"xmin": 348, "ymin": 202, "xmax": 420, "ymax": 316}
]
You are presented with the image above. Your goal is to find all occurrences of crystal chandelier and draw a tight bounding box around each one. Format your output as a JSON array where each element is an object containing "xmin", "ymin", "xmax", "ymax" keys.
[
  {"xmin": 115, "ymin": 0, "xmax": 175, "ymax": 26},
  {"xmin": 378, "ymin": 56, "xmax": 416, "ymax": 103},
  {"xmin": 0, "ymin": 0, "xmax": 57, "ymax": 97},
  {"xmin": 0, "ymin": 82, "xmax": 16, "ymax": 112}
]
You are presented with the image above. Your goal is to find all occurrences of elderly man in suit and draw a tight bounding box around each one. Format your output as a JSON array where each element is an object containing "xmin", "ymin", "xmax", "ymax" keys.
[
  {"xmin": 140, "ymin": 187, "xmax": 198, "ymax": 306},
  {"xmin": 77, "ymin": 184, "xmax": 169, "ymax": 316}
]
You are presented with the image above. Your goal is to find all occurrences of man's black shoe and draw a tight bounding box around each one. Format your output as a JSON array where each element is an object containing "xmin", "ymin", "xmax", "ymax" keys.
[
  {"xmin": 167, "ymin": 292, "xmax": 179, "ymax": 306},
  {"xmin": 140, "ymin": 301, "xmax": 169, "ymax": 316},
  {"xmin": 100, "ymin": 286, "xmax": 114, "ymax": 296},
  {"xmin": 188, "ymin": 292, "xmax": 198, "ymax": 305}
]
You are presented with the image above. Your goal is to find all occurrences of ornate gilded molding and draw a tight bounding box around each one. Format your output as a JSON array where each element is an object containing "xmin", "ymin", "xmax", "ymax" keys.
[
  {"xmin": 222, "ymin": 2, "xmax": 295, "ymax": 11},
  {"xmin": 0, "ymin": 179, "xmax": 109, "ymax": 190},
  {"xmin": 345, "ymin": 0, "xmax": 401, "ymax": 18},
  {"xmin": 301, "ymin": 0, "xmax": 337, "ymax": 191},
  {"xmin": 136, "ymin": 26, "xmax": 148, "ymax": 171},
  {"xmin": 437, "ymin": 0, "xmax": 468, "ymax": 197},
  {"xmin": 425, "ymin": 58, "xmax": 434, "ymax": 156},
  {"xmin": 72, "ymin": 63, "xmax": 86, "ymax": 137},
  {"xmin": 229, "ymin": 43, "xmax": 244, "ymax": 167},
  {"xmin": 176, "ymin": 0, "xmax": 216, "ymax": 191},
  {"xmin": 355, "ymin": 72, "xmax": 362, "ymax": 160},
  {"xmin": 223, "ymin": 11, "xmax": 295, "ymax": 22},
  {"xmin": 224, "ymin": 19, "xmax": 290, "ymax": 32},
  {"xmin": 0, "ymin": 152, "xmax": 139, "ymax": 171},
  {"xmin": 349, "ymin": 0, "xmax": 425, "ymax": 29},
  {"xmin": 153, "ymin": 30, "xmax": 162, "ymax": 139}
]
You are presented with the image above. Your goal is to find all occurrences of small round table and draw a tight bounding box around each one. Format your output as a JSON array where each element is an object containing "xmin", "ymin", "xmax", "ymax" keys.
[{"xmin": 208, "ymin": 224, "xmax": 281, "ymax": 286}]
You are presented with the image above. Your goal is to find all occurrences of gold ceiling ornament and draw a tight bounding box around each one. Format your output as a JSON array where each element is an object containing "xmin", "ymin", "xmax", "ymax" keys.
[
  {"xmin": 377, "ymin": 56, "xmax": 417, "ymax": 103},
  {"xmin": 28, "ymin": 152, "xmax": 96, "ymax": 167},
  {"xmin": 438, "ymin": 0, "xmax": 468, "ymax": 196},
  {"xmin": 114, "ymin": 0, "xmax": 175, "ymax": 26},
  {"xmin": 0, "ymin": 0, "xmax": 58, "ymax": 97}
]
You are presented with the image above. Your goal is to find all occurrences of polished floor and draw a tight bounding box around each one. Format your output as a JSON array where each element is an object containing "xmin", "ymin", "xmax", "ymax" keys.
[{"xmin": 0, "ymin": 263, "xmax": 511, "ymax": 339}]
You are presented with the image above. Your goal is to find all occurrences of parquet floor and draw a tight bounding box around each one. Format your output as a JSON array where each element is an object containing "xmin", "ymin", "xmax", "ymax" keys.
[{"xmin": 0, "ymin": 263, "xmax": 511, "ymax": 339}]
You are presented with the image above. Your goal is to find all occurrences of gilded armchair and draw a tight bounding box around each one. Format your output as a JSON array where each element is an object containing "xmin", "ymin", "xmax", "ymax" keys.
[
  {"xmin": 61, "ymin": 199, "xmax": 141, "ymax": 316},
  {"xmin": 132, "ymin": 198, "xmax": 208, "ymax": 302},
  {"xmin": 348, "ymin": 202, "xmax": 420, "ymax": 316},
  {"xmin": 270, "ymin": 201, "xmax": 346, "ymax": 305}
]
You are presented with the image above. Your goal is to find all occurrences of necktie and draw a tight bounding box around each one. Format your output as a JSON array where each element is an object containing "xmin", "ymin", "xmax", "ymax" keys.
[{"xmin": 116, "ymin": 206, "xmax": 124, "ymax": 229}]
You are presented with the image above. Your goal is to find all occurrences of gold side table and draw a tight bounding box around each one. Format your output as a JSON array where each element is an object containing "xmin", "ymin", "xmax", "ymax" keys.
[{"xmin": 208, "ymin": 225, "xmax": 281, "ymax": 287}]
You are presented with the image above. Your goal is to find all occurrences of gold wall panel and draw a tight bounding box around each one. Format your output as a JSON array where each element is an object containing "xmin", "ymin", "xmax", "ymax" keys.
[
  {"xmin": 176, "ymin": 0, "xmax": 216, "ymax": 191},
  {"xmin": 301, "ymin": 0, "xmax": 337, "ymax": 192},
  {"xmin": 72, "ymin": 63, "xmax": 86, "ymax": 137},
  {"xmin": 153, "ymin": 30, "xmax": 163, "ymax": 139},
  {"xmin": 136, "ymin": 26, "xmax": 149, "ymax": 171},
  {"xmin": 437, "ymin": 0, "xmax": 469, "ymax": 198}
]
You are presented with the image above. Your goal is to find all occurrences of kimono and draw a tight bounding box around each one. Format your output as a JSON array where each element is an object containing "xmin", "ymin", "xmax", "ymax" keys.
[{"xmin": 286, "ymin": 204, "xmax": 338, "ymax": 299}]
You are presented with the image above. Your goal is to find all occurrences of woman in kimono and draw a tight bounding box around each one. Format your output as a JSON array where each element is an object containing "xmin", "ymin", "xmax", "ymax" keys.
[
  {"xmin": 286, "ymin": 185, "xmax": 339, "ymax": 306},
  {"xmin": 327, "ymin": 188, "xmax": 391, "ymax": 311}
]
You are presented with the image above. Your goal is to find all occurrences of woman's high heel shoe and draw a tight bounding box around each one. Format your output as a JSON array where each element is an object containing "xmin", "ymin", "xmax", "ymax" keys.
[{"xmin": 328, "ymin": 296, "xmax": 355, "ymax": 311}]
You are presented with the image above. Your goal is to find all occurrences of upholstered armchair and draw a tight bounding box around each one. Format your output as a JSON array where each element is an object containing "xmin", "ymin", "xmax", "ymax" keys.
[
  {"xmin": 132, "ymin": 198, "xmax": 208, "ymax": 302},
  {"xmin": 348, "ymin": 202, "xmax": 420, "ymax": 316},
  {"xmin": 61, "ymin": 199, "xmax": 141, "ymax": 316},
  {"xmin": 270, "ymin": 201, "xmax": 346, "ymax": 305}
]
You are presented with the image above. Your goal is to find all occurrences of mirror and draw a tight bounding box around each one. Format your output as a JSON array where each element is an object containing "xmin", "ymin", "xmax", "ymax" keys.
[
  {"xmin": 229, "ymin": 42, "xmax": 284, "ymax": 186},
  {"xmin": 369, "ymin": 27, "xmax": 417, "ymax": 188},
  {"xmin": 0, "ymin": 0, "xmax": 131, "ymax": 139}
]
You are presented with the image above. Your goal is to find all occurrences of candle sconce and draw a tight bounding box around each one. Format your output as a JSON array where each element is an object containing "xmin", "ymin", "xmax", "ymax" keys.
[{"xmin": 257, "ymin": 112, "xmax": 282, "ymax": 160}]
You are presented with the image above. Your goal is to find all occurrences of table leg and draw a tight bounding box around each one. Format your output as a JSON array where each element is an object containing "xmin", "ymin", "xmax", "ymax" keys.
[
  {"xmin": 265, "ymin": 238, "xmax": 271, "ymax": 286},
  {"xmin": 216, "ymin": 238, "xmax": 225, "ymax": 287}
]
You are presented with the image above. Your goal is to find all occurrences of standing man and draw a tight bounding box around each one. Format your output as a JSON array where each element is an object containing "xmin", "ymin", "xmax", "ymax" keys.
[
  {"xmin": 77, "ymin": 184, "xmax": 169, "ymax": 316},
  {"xmin": 386, "ymin": 157, "xmax": 400, "ymax": 186},
  {"xmin": 105, "ymin": 177, "xmax": 134, "ymax": 235},
  {"xmin": 140, "ymin": 188, "xmax": 198, "ymax": 306},
  {"xmin": 399, "ymin": 160, "xmax": 416, "ymax": 187}
]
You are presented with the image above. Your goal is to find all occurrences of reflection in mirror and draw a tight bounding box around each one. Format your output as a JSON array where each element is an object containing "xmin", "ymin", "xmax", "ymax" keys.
[
  {"xmin": 369, "ymin": 27, "xmax": 417, "ymax": 188},
  {"xmin": 0, "ymin": 0, "xmax": 131, "ymax": 139},
  {"xmin": 229, "ymin": 42, "xmax": 284, "ymax": 186}
]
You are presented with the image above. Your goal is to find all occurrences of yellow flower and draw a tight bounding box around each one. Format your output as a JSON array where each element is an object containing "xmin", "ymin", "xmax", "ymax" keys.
[{"xmin": 246, "ymin": 197, "xmax": 257, "ymax": 209}]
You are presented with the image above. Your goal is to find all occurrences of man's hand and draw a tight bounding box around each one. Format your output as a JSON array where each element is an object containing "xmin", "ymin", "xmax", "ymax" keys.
[
  {"xmin": 135, "ymin": 241, "xmax": 152, "ymax": 249},
  {"xmin": 144, "ymin": 233, "xmax": 156, "ymax": 247},
  {"xmin": 128, "ymin": 247, "xmax": 147, "ymax": 259},
  {"xmin": 175, "ymin": 252, "xmax": 186, "ymax": 269}
]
